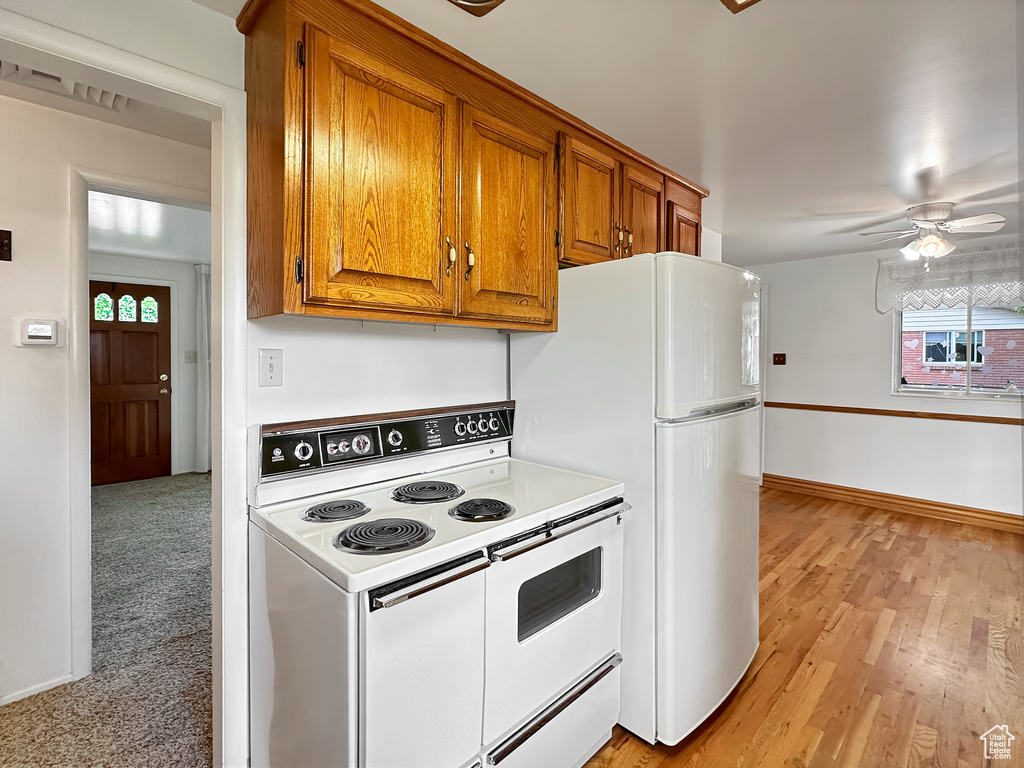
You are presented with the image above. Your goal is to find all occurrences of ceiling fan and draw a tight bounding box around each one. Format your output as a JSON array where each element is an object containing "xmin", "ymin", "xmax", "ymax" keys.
[{"xmin": 861, "ymin": 202, "xmax": 1006, "ymax": 259}]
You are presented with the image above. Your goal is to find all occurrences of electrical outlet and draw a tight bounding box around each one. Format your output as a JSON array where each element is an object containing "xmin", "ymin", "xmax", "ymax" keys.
[
  {"xmin": 259, "ymin": 348, "xmax": 283, "ymax": 387},
  {"xmin": 772, "ymin": 353, "xmax": 786, "ymax": 366},
  {"xmin": 0, "ymin": 230, "xmax": 11, "ymax": 261}
]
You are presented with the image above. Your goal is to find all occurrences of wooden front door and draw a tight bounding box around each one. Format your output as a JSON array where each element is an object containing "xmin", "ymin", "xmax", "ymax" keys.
[{"xmin": 90, "ymin": 281, "xmax": 172, "ymax": 486}]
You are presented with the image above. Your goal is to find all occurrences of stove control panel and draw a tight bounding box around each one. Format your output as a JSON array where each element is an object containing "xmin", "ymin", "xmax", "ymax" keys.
[{"xmin": 260, "ymin": 402, "xmax": 514, "ymax": 479}]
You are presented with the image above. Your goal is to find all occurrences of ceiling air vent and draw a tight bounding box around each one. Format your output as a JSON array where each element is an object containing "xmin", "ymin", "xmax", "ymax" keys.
[{"xmin": 0, "ymin": 60, "xmax": 134, "ymax": 111}]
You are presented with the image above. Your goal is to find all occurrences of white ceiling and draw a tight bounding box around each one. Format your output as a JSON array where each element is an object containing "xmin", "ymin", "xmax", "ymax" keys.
[
  {"xmin": 89, "ymin": 190, "xmax": 212, "ymax": 264},
  {"xmin": 194, "ymin": 0, "xmax": 1016, "ymax": 267}
]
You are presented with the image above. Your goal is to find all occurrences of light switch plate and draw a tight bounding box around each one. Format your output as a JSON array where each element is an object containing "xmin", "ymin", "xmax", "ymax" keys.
[{"xmin": 259, "ymin": 348, "xmax": 283, "ymax": 387}]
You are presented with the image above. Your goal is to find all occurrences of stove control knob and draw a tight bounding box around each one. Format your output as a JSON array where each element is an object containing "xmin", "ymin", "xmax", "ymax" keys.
[
  {"xmin": 466, "ymin": 420, "xmax": 478, "ymax": 435},
  {"xmin": 337, "ymin": 440, "xmax": 350, "ymax": 454},
  {"xmin": 477, "ymin": 418, "xmax": 489, "ymax": 433},
  {"xmin": 352, "ymin": 434, "xmax": 373, "ymax": 455},
  {"xmin": 454, "ymin": 421, "xmax": 467, "ymax": 437},
  {"xmin": 294, "ymin": 441, "xmax": 314, "ymax": 462},
  {"xmin": 488, "ymin": 416, "xmax": 500, "ymax": 432},
  {"xmin": 325, "ymin": 442, "xmax": 339, "ymax": 456},
  {"xmin": 387, "ymin": 429, "xmax": 403, "ymax": 447}
]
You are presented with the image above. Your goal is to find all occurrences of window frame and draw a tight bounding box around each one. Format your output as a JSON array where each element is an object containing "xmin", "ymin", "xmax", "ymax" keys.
[{"xmin": 892, "ymin": 310, "xmax": 1020, "ymax": 401}]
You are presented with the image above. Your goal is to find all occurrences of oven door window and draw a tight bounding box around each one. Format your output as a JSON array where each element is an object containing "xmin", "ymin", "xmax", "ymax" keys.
[{"xmin": 517, "ymin": 547, "xmax": 602, "ymax": 642}]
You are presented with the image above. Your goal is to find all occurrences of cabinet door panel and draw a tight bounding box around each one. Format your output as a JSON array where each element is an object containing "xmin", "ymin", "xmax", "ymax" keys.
[
  {"xmin": 562, "ymin": 136, "xmax": 619, "ymax": 266},
  {"xmin": 668, "ymin": 203, "xmax": 700, "ymax": 256},
  {"xmin": 459, "ymin": 107, "xmax": 556, "ymax": 326},
  {"xmin": 305, "ymin": 28, "xmax": 457, "ymax": 314},
  {"xmin": 623, "ymin": 164, "xmax": 663, "ymax": 257}
]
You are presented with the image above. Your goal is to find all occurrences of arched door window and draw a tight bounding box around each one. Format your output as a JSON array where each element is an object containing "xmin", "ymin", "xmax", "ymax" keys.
[
  {"xmin": 94, "ymin": 293, "xmax": 114, "ymax": 322},
  {"xmin": 118, "ymin": 294, "xmax": 137, "ymax": 322},
  {"xmin": 141, "ymin": 296, "xmax": 159, "ymax": 323}
]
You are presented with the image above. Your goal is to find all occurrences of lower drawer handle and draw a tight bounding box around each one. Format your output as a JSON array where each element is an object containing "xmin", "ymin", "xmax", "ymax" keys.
[{"xmin": 486, "ymin": 653, "xmax": 622, "ymax": 765}]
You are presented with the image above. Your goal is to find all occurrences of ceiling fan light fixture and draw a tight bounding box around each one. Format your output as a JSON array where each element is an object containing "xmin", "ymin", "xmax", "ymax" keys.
[
  {"xmin": 900, "ymin": 241, "xmax": 922, "ymax": 260},
  {"xmin": 918, "ymin": 234, "xmax": 955, "ymax": 258}
]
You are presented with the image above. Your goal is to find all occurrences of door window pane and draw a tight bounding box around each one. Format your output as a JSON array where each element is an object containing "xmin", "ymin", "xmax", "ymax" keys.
[
  {"xmin": 141, "ymin": 296, "xmax": 158, "ymax": 323},
  {"xmin": 517, "ymin": 548, "xmax": 602, "ymax": 642},
  {"xmin": 118, "ymin": 295, "xmax": 137, "ymax": 322},
  {"xmin": 94, "ymin": 292, "xmax": 113, "ymax": 322}
]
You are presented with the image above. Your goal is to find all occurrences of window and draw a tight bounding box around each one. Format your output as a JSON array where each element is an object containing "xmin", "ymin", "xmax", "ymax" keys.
[
  {"xmin": 921, "ymin": 330, "xmax": 983, "ymax": 365},
  {"xmin": 118, "ymin": 294, "xmax": 137, "ymax": 322},
  {"xmin": 879, "ymin": 246, "xmax": 1024, "ymax": 398},
  {"xmin": 141, "ymin": 296, "xmax": 159, "ymax": 323},
  {"xmin": 897, "ymin": 307, "xmax": 1023, "ymax": 395},
  {"xmin": 94, "ymin": 292, "xmax": 113, "ymax": 322}
]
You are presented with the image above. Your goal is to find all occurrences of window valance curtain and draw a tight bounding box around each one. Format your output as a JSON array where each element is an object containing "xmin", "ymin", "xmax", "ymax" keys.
[{"xmin": 875, "ymin": 245, "xmax": 1023, "ymax": 313}]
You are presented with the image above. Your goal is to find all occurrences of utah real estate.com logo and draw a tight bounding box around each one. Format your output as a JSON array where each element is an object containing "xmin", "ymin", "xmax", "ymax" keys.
[{"xmin": 980, "ymin": 725, "xmax": 1015, "ymax": 760}]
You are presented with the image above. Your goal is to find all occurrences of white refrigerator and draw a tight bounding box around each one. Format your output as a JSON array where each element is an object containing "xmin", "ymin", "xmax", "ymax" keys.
[{"xmin": 510, "ymin": 251, "xmax": 761, "ymax": 746}]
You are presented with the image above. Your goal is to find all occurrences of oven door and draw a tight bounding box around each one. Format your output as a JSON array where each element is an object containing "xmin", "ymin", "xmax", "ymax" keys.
[
  {"xmin": 362, "ymin": 551, "xmax": 490, "ymax": 768},
  {"xmin": 482, "ymin": 498, "xmax": 627, "ymax": 744}
]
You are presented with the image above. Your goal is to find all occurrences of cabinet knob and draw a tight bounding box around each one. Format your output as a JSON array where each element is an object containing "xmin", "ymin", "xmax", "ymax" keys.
[
  {"xmin": 160, "ymin": 388, "xmax": 169, "ymax": 395},
  {"xmin": 464, "ymin": 242, "xmax": 475, "ymax": 281},
  {"xmin": 445, "ymin": 237, "xmax": 457, "ymax": 277}
]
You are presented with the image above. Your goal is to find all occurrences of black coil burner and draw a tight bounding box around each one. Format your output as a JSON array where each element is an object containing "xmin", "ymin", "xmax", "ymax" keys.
[
  {"xmin": 449, "ymin": 498, "xmax": 516, "ymax": 522},
  {"xmin": 333, "ymin": 518, "xmax": 435, "ymax": 555},
  {"xmin": 302, "ymin": 500, "xmax": 370, "ymax": 522},
  {"xmin": 391, "ymin": 481, "xmax": 465, "ymax": 504}
]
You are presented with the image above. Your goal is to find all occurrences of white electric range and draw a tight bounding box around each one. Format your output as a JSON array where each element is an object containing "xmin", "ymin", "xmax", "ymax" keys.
[{"xmin": 248, "ymin": 401, "xmax": 628, "ymax": 768}]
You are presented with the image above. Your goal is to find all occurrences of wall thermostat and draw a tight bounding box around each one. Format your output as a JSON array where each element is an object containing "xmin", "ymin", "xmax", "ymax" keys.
[{"xmin": 18, "ymin": 318, "xmax": 62, "ymax": 347}]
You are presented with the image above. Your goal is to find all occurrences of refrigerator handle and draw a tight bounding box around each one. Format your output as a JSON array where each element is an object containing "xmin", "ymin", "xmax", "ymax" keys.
[{"xmin": 668, "ymin": 399, "xmax": 759, "ymax": 424}]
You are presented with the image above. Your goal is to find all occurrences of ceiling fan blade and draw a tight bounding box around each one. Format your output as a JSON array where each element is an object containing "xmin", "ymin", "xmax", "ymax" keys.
[
  {"xmin": 944, "ymin": 221, "xmax": 1006, "ymax": 233},
  {"xmin": 942, "ymin": 213, "xmax": 1006, "ymax": 229},
  {"xmin": 860, "ymin": 229, "xmax": 917, "ymax": 237},
  {"xmin": 869, "ymin": 233, "xmax": 918, "ymax": 245}
]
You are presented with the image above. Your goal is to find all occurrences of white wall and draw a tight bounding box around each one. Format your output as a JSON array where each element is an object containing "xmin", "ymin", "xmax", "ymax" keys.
[
  {"xmin": 757, "ymin": 249, "xmax": 1023, "ymax": 516},
  {"xmin": 89, "ymin": 252, "xmax": 206, "ymax": 475},
  {"xmin": 247, "ymin": 315, "xmax": 507, "ymax": 430},
  {"xmin": 702, "ymin": 227, "xmax": 723, "ymax": 263},
  {"xmin": 0, "ymin": 94, "xmax": 210, "ymax": 703}
]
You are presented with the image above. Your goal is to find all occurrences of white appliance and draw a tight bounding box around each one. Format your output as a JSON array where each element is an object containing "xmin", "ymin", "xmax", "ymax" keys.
[
  {"xmin": 510, "ymin": 252, "xmax": 761, "ymax": 746},
  {"xmin": 247, "ymin": 401, "xmax": 629, "ymax": 768}
]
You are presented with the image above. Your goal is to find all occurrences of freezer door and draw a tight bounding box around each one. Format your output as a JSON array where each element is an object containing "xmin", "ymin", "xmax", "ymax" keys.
[
  {"xmin": 655, "ymin": 253, "xmax": 760, "ymax": 419},
  {"xmin": 654, "ymin": 405, "xmax": 760, "ymax": 745}
]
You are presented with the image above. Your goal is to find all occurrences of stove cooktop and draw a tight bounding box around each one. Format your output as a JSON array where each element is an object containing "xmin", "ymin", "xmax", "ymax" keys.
[{"xmin": 249, "ymin": 457, "xmax": 624, "ymax": 593}]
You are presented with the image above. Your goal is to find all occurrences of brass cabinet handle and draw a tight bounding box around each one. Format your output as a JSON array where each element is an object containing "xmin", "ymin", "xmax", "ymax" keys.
[
  {"xmin": 446, "ymin": 237, "xmax": 457, "ymax": 277},
  {"xmin": 614, "ymin": 223, "xmax": 622, "ymax": 253},
  {"xmin": 625, "ymin": 228, "xmax": 633, "ymax": 255},
  {"xmin": 160, "ymin": 388, "xmax": 169, "ymax": 395},
  {"xmin": 464, "ymin": 241, "xmax": 475, "ymax": 280},
  {"xmin": 159, "ymin": 374, "xmax": 169, "ymax": 381}
]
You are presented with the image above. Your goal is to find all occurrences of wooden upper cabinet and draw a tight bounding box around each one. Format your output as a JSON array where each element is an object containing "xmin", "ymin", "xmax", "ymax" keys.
[
  {"xmin": 304, "ymin": 27, "xmax": 457, "ymax": 315},
  {"xmin": 562, "ymin": 136, "xmax": 619, "ymax": 266},
  {"xmin": 459, "ymin": 106, "xmax": 557, "ymax": 326},
  {"xmin": 239, "ymin": 0, "xmax": 706, "ymax": 327},
  {"xmin": 622, "ymin": 163, "xmax": 663, "ymax": 258},
  {"xmin": 665, "ymin": 178, "xmax": 702, "ymax": 257}
]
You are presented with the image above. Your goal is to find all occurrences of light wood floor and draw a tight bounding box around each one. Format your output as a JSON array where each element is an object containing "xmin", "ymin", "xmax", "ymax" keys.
[{"xmin": 585, "ymin": 488, "xmax": 1024, "ymax": 768}]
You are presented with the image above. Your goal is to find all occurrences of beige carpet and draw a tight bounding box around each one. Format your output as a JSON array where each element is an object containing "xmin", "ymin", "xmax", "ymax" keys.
[{"xmin": 0, "ymin": 473, "xmax": 212, "ymax": 767}]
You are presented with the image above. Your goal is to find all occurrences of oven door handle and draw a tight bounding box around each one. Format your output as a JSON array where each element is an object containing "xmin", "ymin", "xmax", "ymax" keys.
[
  {"xmin": 371, "ymin": 557, "xmax": 490, "ymax": 609},
  {"xmin": 486, "ymin": 653, "xmax": 623, "ymax": 765},
  {"xmin": 490, "ymin": 502, "xmax": 629, "ymax": 562}
]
